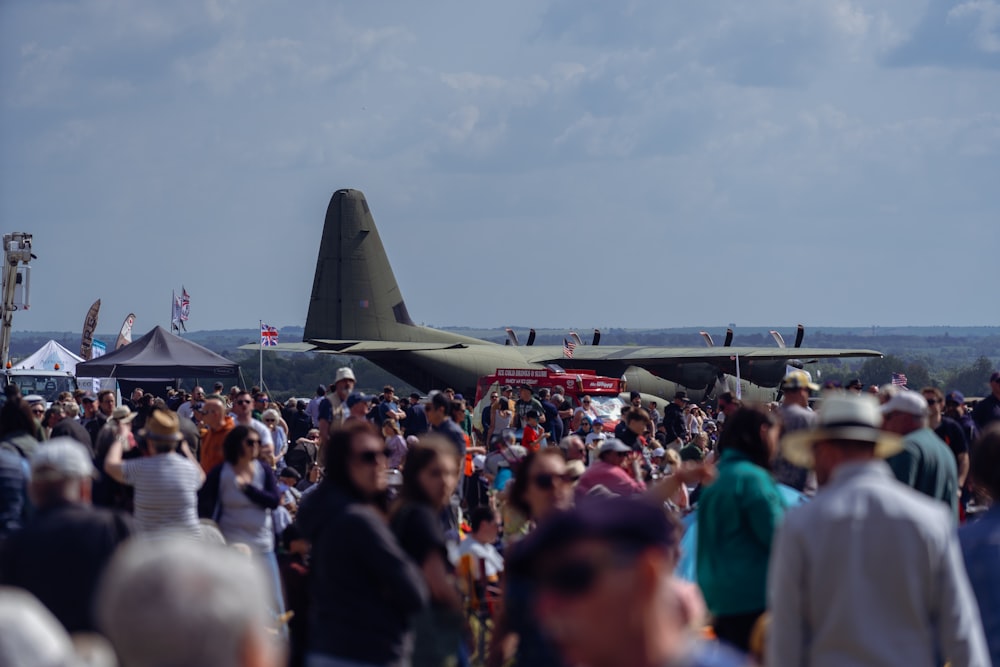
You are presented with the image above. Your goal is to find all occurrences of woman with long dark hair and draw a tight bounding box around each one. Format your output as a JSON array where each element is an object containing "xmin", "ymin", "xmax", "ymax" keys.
[
  {"xmin": 198, "ymin": 425, "xmax": 285, "ymax": 624},
  {"xmin": 0, "ymin": 386, "xmax": 42, "ymax": 458},
  {"xmin": 489, "ymin": 448, "xmax": 575, "ymax": 667},
  {"xmin": 296, "ymin": 421, "xmax": 428, "ymax": 667},
  {"xmin": 390, "ymin": 436, "xmax": 464, "ymax": 667},
  {"xmin": 695, "ymin": 405, "xmax": 785, "ymax": 652}
]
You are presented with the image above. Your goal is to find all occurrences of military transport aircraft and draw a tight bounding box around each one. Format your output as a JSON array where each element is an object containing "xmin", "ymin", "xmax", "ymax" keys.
[{"xmin": 255, "ymin": 189, "xmax": 881, "ymax": 402}]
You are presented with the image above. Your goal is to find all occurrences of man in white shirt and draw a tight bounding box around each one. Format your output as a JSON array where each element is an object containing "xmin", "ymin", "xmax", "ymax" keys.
[
  {"xmin": 768, "ymin": 393, "xmax": 989, "ymax": 667},
  {"xmin": 230, "ymin": 391, "xmax": 273, "ymax": 449},
  {"xmin": 176, "ymin": 386, "xmax": 205, "ymax": 421}
]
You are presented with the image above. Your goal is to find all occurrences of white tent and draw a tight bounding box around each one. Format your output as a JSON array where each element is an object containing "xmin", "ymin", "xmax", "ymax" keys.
[{"xmin": 12, "ymin": 340, "xmax": 84, "ymax": 374}]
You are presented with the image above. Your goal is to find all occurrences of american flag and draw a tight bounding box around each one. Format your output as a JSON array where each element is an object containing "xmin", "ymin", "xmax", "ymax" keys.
[
  {"xmin": 563, "ymin": 338, "xmax": 576, "ymax": 359},
  {"xmin": 261, "ymin": 323, "xmax": 279, "ymax": 347},
  {"xmin": 891, "ymin": 372, "xmax": 907, "ymax": 387}
]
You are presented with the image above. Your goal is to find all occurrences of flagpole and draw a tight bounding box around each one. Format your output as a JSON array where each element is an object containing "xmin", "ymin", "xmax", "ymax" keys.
[
  {"xmin": 259, "ymin": 320, "xmax": 264, "ymax": 389},
  {"xmin": 734, "ymin": 353, "xmax": 742, "ymax": 400},
  {"xmin": 170, "ymin": 290, "xmax": 175, "ymax": 332}
]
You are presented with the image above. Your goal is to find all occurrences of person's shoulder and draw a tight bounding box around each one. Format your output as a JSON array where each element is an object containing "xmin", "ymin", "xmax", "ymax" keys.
[{"xmin": 959, "ymin": 508, "xmax": 1000, "ymax": 547}]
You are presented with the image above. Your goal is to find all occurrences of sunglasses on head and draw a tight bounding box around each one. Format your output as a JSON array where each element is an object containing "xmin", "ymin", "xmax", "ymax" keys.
[
  {"xmin": 531, "ymin": 472, "xmax": 575, "ymax": 490},
  {"xmin": 356, "ymin": 448, "xmax": 389, "ymax": 465}
]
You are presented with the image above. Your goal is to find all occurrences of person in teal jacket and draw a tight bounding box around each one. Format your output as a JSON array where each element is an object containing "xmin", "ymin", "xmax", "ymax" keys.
[{"xmin": 696, "ymin": 406, "xmax": 785, "ymax": 653}]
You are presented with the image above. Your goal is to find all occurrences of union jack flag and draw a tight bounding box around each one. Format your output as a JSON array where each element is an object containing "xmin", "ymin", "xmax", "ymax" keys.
[
  {"xmin": 891, "ymin": 372, "xmax": 907, "ymax": 387},
  {"xmin": 563, "ymin": 338, "xmax": 576, "ymax": 359},
  {"xmin": 261, "ymin": 323, "xmax": 278, "ymax": 347}
]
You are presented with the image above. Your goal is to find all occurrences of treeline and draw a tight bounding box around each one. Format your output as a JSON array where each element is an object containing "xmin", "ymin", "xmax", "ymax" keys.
[
  {"xmin": 228, "ymin": 352, "xmax": 418, "ymax": 402},
  {"xmin": 812, "ymin": 356, "xmax": 996, "ymax": 397}
]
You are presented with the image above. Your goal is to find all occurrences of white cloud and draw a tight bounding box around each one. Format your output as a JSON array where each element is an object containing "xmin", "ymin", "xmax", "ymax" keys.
[
  {"xmin": 0, "ymin": 0, "xmax": 998, "ymax": 332},
  {"xmin": 949, "ymin": 1, "xmax": 1000, "ymax": 53}
]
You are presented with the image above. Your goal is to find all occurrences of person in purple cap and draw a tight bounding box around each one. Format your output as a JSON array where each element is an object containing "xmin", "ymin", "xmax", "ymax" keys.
[
  {"xmin": 945, "ymin": 389, "xmax": 980, "ymax": 451},
  {"xmin": 509, "ymin": 496, "xmax": 745, "ymax": 667},
  {"xmin": 971, "ymin": 371, "xmax": 1000, "ymax": 432}
]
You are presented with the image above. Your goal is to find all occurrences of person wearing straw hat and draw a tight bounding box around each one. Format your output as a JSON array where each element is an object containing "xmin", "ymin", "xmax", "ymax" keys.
[
  {"xmin": 767, "ymin": 393, "xmax": 989, "ymax": 667},
  {"xmin": 104, "ymin": 409, "xmax": 205, "ymax": 539}
]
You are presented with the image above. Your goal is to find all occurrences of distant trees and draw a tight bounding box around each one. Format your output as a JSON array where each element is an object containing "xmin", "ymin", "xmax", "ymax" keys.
[
  {"xmin": 231, "ymin": 353, "xmax": 417, "ymax": 401},
  {"xmin": 942, "ymin": 356, "xmax": 995, "ymax": 396}
]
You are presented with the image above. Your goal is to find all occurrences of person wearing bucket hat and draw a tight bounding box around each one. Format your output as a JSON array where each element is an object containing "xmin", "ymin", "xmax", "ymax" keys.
[
  {"xmin": 317, "ymin": 367, "xmax": 358, "ymax": 447},
  {"xmin": 880, "ymin": 390, "xmax": 959, "ymax": 517},
  {"xmin": 104, "ymin": 409, "xmax": 204, "ymax": 538},
  {"xmin": 768, "ymin": 393, "xmax": 989, "ymax": 667}
]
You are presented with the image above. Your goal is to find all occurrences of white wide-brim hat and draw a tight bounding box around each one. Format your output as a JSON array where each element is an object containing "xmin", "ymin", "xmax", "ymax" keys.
[{"xmin": 780, "ymin": 393, "xmax": 903, "ymax": 469}]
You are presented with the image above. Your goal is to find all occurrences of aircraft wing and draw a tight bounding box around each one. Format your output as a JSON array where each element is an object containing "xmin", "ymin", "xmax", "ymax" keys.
[
  {"xmin": 239, "ymin": 340, "xmax": 471, "ymax": 353},
  {"xmin": 523, "ymin": 345, "xmax": 882, "ymax": 365},
  {"xmin": 310, "ymin": 340, "xmax": 470, "ymax": 353},
  {"xmin": 236, "ymin": 342, "xmax": 320, "ymax": 352}
]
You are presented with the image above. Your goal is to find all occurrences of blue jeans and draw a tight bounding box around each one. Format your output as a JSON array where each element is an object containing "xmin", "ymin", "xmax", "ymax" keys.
[{"xmin": 259, "ymin": 550, "xmax": 287, "ymax": 635}]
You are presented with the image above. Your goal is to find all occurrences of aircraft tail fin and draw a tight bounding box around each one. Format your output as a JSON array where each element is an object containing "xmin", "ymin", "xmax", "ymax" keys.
[{"xmin": 304, "ymin": 189, "xmax": 419, "ymax": 343}]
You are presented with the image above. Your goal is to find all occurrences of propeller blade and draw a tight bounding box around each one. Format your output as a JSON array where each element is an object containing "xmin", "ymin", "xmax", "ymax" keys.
[
  {"xmin": 699, "ymin": 331, "xmax": 715, "ymax": 347},
  {"xmin": 723, "ymin": 328, "xmax": 733, "ymax": 347},
  {"xmin": 505, "ymin": 328, "xmax": 520, "ymax": 346},
  {"xmin": 794, "ymin": 324, "xmax": 804, "ymax": 348},
  {"xmin": 592, "ymin": 329, "xmax": 601, "ymax": 346},
  {"xmin": 769, "ymin": 330, "xmax": 786, "ymax": 348},
  {"xmin": 526, "ymin": 329, "xmax": 536, "ymax": 346}
]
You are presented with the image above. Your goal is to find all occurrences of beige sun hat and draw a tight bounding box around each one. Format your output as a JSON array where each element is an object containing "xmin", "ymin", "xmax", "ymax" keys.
[{"xmin": 780, "ymin": 393, "xmax": 903, "ymax": 469}]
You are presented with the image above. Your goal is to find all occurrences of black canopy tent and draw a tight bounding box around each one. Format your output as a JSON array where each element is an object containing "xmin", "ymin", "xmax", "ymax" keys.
[{"xmin": 75, "ymin": 326, "xmax": 241, "ymax": 390}]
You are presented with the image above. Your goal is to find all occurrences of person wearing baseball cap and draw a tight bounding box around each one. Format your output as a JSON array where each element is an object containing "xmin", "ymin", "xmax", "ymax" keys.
[
  {"xmin": 881, "ymin": 390, "xmax": 959, "ymax": 517},
  {"xmin": 0, "ymin": 438, "xmax": 133, "ymax": 633},
  {"xmin": 575, "ymin": 438, "xmax": 646, "ymax": 498},
  {"xmin": 769, "ymin": 393, "xmax": 988, "ymax": 666},
  {"xmin": 944, "ymin": 390, "xmax": 980, "ymax": 448},
  {"xmin": 970, "ymin": 370, "xmax": 1000, "ymax": 432},
  {"xmin": 775, "ymin": 369, "xmax": 820, "ymax": 494}
]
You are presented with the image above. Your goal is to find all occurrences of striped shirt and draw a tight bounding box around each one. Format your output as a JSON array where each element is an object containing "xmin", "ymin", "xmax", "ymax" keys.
[{"xmin": 121, "ymin": 454, "xmax": 202, "ymax": 539}]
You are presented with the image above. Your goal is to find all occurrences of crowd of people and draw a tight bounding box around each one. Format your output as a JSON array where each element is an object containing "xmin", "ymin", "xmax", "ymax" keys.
[{"xmin": 0, "ymin": 365, "xmax": 999, "ymax": 667}]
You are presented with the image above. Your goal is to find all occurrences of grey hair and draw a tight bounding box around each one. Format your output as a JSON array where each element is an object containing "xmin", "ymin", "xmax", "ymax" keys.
[
  {"xmin": 62, "ymin": 400, "xmax": 80, "ymax": 418},
  {"xmin": 559, "ymin": 435, "xmax": 584, "ymax": 450},
  {"xmin": 97, "ymin": 538, "xmax": 274, "ymax": 667}
]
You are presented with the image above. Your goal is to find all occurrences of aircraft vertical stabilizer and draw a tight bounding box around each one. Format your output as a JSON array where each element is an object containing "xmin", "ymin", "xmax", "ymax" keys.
[{"xmin": 304, "ymin": 189, "xmax": 477, "ymax": 346}]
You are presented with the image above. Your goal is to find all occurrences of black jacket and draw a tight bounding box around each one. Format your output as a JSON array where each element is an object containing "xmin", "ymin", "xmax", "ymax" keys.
[
  {"xmin": 0, "ymin": 502, "xmax": 133, "ymax": 632},
  {"xmin": 198, "ymin": 462, "xmax": 281, "ymax": 521},
  {"xmin": 296, "ymin": 482, "xmax": 428, "ymax": 666}
]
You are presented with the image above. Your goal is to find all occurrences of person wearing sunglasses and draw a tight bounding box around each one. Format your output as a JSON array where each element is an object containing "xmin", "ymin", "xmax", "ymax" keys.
[
  {"xmin": 509, "ymin": 496, "xmax": 744, "ymax": 667},
  {"xmin": 198, "ymin": 425, "xmax": 285, "ymax": 626},
  {"xmin": 231, "ymin": 391, "xmax": 274, "ymax": 456},
  {"xmin": 390, "ymin": 437, "xmax": 464, "ymax": 667},
  {"xmin": 296, "ymin": 421, "xmax": 428, "ymax": 667},
  {"xmin": 489, "ymin": 449, "xmax": 574, "ymax": 667}
]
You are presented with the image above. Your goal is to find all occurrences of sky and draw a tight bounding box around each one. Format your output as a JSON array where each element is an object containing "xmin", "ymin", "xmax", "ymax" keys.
[{"xmin": 1, "ymin": 0, "xmax": 998, "ymax": 338}]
